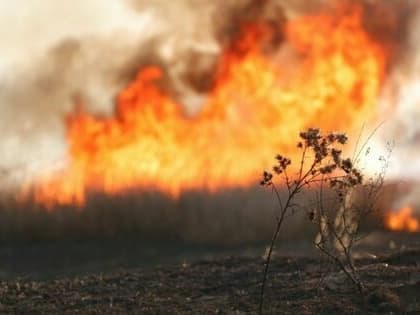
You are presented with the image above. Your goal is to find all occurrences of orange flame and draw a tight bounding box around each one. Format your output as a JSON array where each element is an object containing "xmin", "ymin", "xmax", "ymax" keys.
[
  {"xmin": 386, "ymin": 206, "xmax": 420, "ymax": 232},
  {"xmin": 23, "ymin": 5, "xmax": 388, "ymax": 208}
]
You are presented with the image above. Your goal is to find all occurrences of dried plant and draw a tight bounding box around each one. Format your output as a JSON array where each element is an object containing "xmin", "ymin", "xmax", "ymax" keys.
[{"xmin": 258, "ymin": 127, "xmax": 390, "ymax": 314}]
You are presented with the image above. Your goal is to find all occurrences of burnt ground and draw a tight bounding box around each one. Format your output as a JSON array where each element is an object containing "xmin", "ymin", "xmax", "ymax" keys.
[{"xmin": 0, "ymin": 239, "xmax": 419, "ymax": 314}]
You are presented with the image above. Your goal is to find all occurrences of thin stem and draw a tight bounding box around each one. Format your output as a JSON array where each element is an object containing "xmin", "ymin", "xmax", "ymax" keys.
[
  {"xmin": 271, "ymin": 183, "xmax": 283, "ymax": 218},
  {"xmin": 299, "ymin": 145, "xmax": 307, "ymax": 181},
  {"xmin": 353, "ymin": 122, "xmax": 383, "ymax": 165},
  {"xmin": 352, "ymin": 123, "xmax": 365, "ymax": 163},
  {"xmin": 259, "ymin": 183, "xmax": 301, "ymax": 314},
  {"xmin": 283, "ymin": 168, "xmax": 291, "ymax": 194}
]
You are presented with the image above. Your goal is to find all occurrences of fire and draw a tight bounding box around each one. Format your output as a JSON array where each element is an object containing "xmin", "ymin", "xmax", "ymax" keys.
[
  {"xmin": 386, "ymin": 206, "xmax": 420, "ymax": 232},
  {"xmin": 23, "ymin": 4, "xmax": 388, "ymax": 208}
]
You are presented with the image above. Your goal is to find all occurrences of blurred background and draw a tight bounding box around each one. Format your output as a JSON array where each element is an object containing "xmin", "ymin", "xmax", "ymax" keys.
[{"xmin": 0, "ymin": 0, "xmax": 419, "ymax": 279}]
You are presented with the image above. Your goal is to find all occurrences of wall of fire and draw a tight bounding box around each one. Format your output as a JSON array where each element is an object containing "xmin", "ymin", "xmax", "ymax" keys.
[{"xmin": 0, "ymin": 1, "xmax": 418, "ymax": 239}]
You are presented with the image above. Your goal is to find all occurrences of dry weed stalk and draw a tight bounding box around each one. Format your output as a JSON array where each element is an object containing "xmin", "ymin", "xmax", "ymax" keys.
[{"xmin": 258, "ymin": 127, "xmax": 389, "ymax": 314}]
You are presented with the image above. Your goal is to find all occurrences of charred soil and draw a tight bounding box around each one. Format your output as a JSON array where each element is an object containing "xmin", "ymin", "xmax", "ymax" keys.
[{"xmin": 0, "ymin": 247, "xmax": 419, "ymax": 314}]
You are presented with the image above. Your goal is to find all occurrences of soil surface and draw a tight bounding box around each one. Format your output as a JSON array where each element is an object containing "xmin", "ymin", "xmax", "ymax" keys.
[{"xmin": 0, "ymin": 247, "xmax": 419, "ymax": 314}]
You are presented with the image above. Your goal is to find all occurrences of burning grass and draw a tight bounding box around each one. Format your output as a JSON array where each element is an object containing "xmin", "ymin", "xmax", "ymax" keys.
[
  {"xmin": 386, "ymin": 205, "xmax": 420, "ymax": 232},
  {"xmin": 19, "ymin": 1, "xmax": 389, "ymax": 209}
]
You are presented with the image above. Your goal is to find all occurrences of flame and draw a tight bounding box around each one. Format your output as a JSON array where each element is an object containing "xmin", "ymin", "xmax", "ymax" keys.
[
  {"xmin": 386, "ymin": 205, "xmax": 420, "ymax": 232},
  {"xmin": 23, "ymin": 4, "xmax": 388, "ymax": 208}
]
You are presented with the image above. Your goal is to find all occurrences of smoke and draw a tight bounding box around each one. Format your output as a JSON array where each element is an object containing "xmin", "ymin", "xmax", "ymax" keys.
[
  {"xmin": 0, "ymin": 1, "xmax": 155, "ymax": 183},
  {"xmin": 379, "ymin": 6, "xmax": 420, "ymax": 178},
  {"xmin": 0, "ymin": 0, "xmax": 287, "ymax": 187},
  {"xmin": 0, "ymin": 0, "xmax": 419, "ymax": 202},
  {"xmin": 0, "ymin": 0, "xmax": 222, "ymax": 186},
  {"xmin": 364, "ymin": 1, "xmax": 420, "ymax": 215}
]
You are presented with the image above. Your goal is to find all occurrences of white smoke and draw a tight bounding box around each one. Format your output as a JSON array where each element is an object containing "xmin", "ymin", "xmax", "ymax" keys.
[
  {"xmin": 0, "ymin": 1, "xmax": 155, "ymax": 183},
  {"xmin": 377, "ymin": 5, "xmax": 420, "ymax": 182},
  {"xmin": 370, "ymin": 3, "xmax": 420, "ymax": 215},
  {"xmin": 0, "ymin": 0, "xmax": 220, "ymax": 187}
]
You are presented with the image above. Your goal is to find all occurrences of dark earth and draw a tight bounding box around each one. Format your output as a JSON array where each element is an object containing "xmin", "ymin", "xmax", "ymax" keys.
[{"xmin": 0, "ymin": 235, "xmax": 419, "ymax": 314}]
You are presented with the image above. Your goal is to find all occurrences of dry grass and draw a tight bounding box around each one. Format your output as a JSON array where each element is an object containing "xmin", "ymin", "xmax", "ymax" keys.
[{"xmin": 0, "ymin": 186, "xmax": 321, "ymax": 246}]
